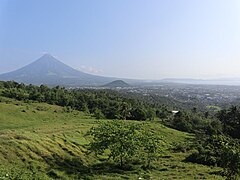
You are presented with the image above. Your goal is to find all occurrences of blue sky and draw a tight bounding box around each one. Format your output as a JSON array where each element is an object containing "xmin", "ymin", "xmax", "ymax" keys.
[{"xmin": 0, "ymin": 0, "xmax": 240, "ymax": 79}]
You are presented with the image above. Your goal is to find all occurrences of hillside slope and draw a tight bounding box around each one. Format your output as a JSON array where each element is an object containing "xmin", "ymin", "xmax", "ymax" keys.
[{"xmin": 0, "ymin": 97, "xmax": 223, "ymax": 179}]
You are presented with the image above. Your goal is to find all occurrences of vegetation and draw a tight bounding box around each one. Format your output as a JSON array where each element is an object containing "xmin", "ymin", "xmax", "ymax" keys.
[
  {"xmin": 217, "ymin": 106, "xmax": 240, "ymax": 138},
  {"xmin": 0, "ymin": 88, "xmax": 224, "ymax": 179},
  {"xmin": 3, "ymin": 80, "xmax": 240, "ymax": 179},
  {"xmin": 186, "ymin": 106, "xmax": 240, "ymax": 179},
  {"xmin": 0, "ymin": 81, "xmax": 160, "ymax": 121},
  {"xmin": 87, "ymin": 121, "xmax": 161, "ymax": 168},
  {"xmin": 165, "ymin": 110, "xmax": 222, "ymax": 135},
  {"xmin": 187, "ymin": 134, "xmax": 240, "ymax": 179}
]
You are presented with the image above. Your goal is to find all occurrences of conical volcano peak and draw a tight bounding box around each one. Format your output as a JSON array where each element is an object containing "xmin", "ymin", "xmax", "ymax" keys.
[
  {"xmin": 42, "ymin": 53, "xmax": 54, "ymax": 58},
  {"xmin": 30, "ymin": 54, "xmax": 71, "ymax": 72},
  {"xmin": 37, "ymin": 53, "xmax": 58, "ymax": 62},
  {"xmin": 32, "ymin": 54, "xmax": 63, "ymax": 67},
  {"xmin": 0, "ymin": 54, "xmax": 115, "ymax": 86}
]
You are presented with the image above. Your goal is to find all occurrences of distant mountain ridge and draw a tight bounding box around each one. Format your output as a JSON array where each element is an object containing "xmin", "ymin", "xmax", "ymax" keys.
[
  {"xmin": 0, "ymin": 54, "xmax": 116, "ymax": 86},
  {"xmin": 161, "ymin": 78, "xmax": 240, "ymax": 86}
]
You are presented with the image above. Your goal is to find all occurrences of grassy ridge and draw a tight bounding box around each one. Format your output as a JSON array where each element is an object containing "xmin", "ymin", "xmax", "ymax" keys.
[{"xmin": 0, "ymin": 97, "xmax": 223, "ymax": 179}]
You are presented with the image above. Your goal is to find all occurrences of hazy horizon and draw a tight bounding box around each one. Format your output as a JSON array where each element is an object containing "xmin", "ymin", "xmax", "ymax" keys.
[{"xmin": 1, "ymin": 0, "xmax": 240, "ymax": 80}]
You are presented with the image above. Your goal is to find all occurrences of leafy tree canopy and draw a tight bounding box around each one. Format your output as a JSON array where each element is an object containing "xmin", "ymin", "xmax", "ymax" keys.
[{"xmin": 87, "ymin": 121, "xmax": 161, "ymax": 168}]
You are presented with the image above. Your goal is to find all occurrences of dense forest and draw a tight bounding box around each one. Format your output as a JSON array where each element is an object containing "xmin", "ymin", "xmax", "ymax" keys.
[{"xmin": 1, "ymin": 81, "xmax": 240, "ymax": 179}]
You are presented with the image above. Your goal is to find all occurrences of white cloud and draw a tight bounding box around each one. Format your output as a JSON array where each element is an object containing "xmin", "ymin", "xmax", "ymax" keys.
[{"xmin": 76, "ymin": 65, "xmax": 104, "ymax": 75}]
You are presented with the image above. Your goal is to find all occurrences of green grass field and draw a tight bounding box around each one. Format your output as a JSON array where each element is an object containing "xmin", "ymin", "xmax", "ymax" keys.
[{"xmin": 0, "ymin": 97, "xmax": 224, "ymax": 179}]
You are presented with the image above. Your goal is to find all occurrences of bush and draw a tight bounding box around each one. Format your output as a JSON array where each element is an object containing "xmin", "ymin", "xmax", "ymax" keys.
[
  {"xmin": 187, "ymin": 135, "xmax": 240, "ymax": 179},
  {"xmin": 172, "ymin": 141, "xmax": 193, "ymax": 153}
]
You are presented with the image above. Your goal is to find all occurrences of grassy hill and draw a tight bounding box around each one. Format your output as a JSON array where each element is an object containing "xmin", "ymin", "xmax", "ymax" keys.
[{"xmin": 0, "ymin": 96, "xmax": 224, "ymax": 179}]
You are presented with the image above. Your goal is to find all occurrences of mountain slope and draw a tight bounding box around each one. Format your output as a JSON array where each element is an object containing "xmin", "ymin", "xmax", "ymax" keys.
[{"xmin": 0, "ymin": 54, "xmax": 115, "ymax": 86}]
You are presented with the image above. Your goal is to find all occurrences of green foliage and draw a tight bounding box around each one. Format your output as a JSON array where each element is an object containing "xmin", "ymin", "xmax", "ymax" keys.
[
  {"xmin": 87, "ymin": 121, "xmax": 161, "ymax": 168},
  {"xmin": 188, "ymin": 135, "xmax": 240, "ymax": 179},
  {"xmin": 172, "ymin": 141, "xmax": 193, "ymax": 153},
  {"xmin": 94, "ymin": 108, "xmax": 105, "ymax": 119},
  {"xmin": 62, "ymin": 106, "xmax": 73, "ymax": 113},
  {"xmin": 171, "ymin": 111, "xmax": 193, "ymax": 132},
  {"xmin": 187, "ymin": 135, "xmax": 224, "ymax": 166},
  {"xmin": 140, "ymin": 127, "xmax": 162, "ymax": 168},
  {"xmin": 156, "ymin": 108, "xmax": 171, "ymax": 119},
  {"xmin": 0, "ymin": 81, "xmax": 163, "ymax": 121},
  {"xmin": 203, "ymin": 119, "xmax": 222, "ymax": 136},
  {"xmin": 87, "ymin": 121, "xmax": 142, "ymax": 167},
  {"xmin": 217, "ymin": 106, "xmax": 240, "ymax": 138},
  {"xmin": 167, "ymin": 110, "xmax": 222, "ymax": 135},
  {"xmin": 220, "ymin": 138, "xmax": 240, "ymax": 179},
  {"xmin": 146, "ymin": 108, "xmax": 156, "ymax": 120},
  {"xmin": 129, "ymin": 107, "xmax": 147, "ymax": 121}
]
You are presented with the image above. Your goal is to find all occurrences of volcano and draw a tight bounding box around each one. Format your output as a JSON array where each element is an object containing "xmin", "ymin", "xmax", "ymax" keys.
[{"xmin": 0, "ymin": 54, "xmax": 115, "ymax": 86}]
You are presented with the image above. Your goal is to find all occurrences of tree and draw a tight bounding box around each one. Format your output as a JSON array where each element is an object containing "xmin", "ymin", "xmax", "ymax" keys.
[
  {"xmin": 216, "ymin": 106, "xmax": 240, "ymax": 138},
  {"xmin": 104, "ymin": 106, "xmax": 120, "ymax": 119},
  {"xmin": 140, "ymin": 127, "xmax": 161, "ymax": 168},
  {"xmin": 119, "ymin": 102, "xmax": 130, "ymax": 120},
  {"xmin": 87, "ymin": 121, "xmax": 161, "ymax": 168},
  {"xmin": 172, "ymin": 111, "xmax": 192, "ymax": 132},
  {"xmin": 146, "ymin": 109, "xmax": 156, "ymax": 120},
  {"xmin": 129, "ymin": 107, "xmax": 147, "ymax": 120},
  {"xmin": 94, "ymin": 108, "xmax": 105, "ymax": 119},
  {"xmin": 221, "ymin": 138, "xmax": 240, "ymax": 179},
  {"xmin": 81, "ymin": 103, "xmax": 90, "ymax": 114},
  {"xmin": 156, "ymin": 109, "xmax": 170, "ymax": 119},
  {"xmin": 87, "ymin": 121, "xmax": 142, "ymax": 167}
]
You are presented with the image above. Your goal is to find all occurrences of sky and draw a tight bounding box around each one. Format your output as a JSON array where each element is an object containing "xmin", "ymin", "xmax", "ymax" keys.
[{"xmin": 0, "ymin": 0, "xmax": 240, "ymax": 80}]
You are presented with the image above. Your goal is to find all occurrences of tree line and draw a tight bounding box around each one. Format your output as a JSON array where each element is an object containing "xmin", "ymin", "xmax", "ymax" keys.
[{"xmin": 0, "ymin": 81, "xmax": 170, "ymax": 121}]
